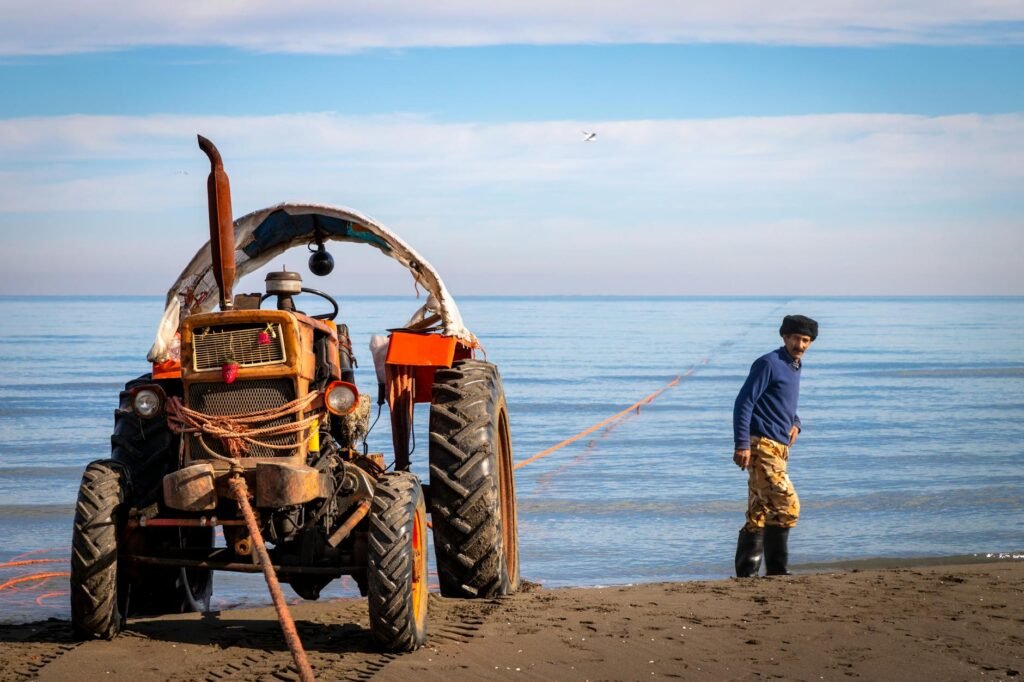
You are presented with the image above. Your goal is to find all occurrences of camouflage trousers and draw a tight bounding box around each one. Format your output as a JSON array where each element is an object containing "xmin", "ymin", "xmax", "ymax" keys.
[{"xmin": 743, "ymin": 436, "xmax": 800, "ymax": 532}]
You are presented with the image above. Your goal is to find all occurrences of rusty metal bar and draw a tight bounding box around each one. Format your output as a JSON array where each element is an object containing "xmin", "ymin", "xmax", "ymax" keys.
[
  {"xmin": 131, "ymin": 517, "xmax": 246, "ymax": 528},
  {"xmin": 327, "ymin": 498, "xmax": 371, "ymax": 548},
  {"xmin": 197, "ymin": 135, "xmax": 236, "ymax": 311},
  {"xmin": 129, "ymin": 554, "xmax": 357, "ymax": 576},
  {"xmin": 228, "ymin": 473, "xmax": 315, "ymax": 682}
]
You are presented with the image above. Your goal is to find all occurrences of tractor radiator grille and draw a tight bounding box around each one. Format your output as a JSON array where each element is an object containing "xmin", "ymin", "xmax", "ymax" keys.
[
  {"xmin": 186, "ymin": 379, "xmax": 298, "ymax": 459},
  {"xmin": 192, "ymin": 324, "xmax": 286, "ymax": 371}
]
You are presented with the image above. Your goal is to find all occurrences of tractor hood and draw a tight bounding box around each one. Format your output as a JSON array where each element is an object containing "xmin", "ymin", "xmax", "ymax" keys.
[{"xmin": 147, "ymin": 202, "xmax": 474, "ymax": 364}]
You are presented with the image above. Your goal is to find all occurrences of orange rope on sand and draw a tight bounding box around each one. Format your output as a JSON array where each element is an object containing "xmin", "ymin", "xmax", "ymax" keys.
[
  {"xmin": 515, "ymin": 359, "xmax": 709, "ymax": 472},
  {"xmin": 0, "ymin": 572, "xmax": 69, "ymax": 593}
]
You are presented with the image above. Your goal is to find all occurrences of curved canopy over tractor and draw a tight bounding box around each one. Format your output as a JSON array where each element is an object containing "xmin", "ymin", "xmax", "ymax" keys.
[{"xmin": 148, "ymin": 202, "xmax": 474, "ymax": 364}]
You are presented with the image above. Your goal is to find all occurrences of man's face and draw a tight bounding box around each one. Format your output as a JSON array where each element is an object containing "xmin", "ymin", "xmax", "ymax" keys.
[{"xmin": 783, "ymin": 333, "xmax": 813, "ymax": 360}]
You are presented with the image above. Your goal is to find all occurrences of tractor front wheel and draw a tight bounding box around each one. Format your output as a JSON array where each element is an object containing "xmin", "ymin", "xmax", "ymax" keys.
[
  {"xmin": 429, "ymin": 360, "xmax": 520, "ymax": 598},
  {"xmin": 70, "ymin": 460, "xmax": 128, "ymax": 639},
  {"xmin": 367, "ymin": 472, "xmax": 428, "ymax": 651}
]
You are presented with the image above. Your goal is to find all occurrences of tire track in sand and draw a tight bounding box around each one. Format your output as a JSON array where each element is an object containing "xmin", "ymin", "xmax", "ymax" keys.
[
  {"xmin": 4, "ymin": 620, "xmax": 82, "ymax": 680},
  {"xmin": 3, "ymin": 592, "xmax": 509, "ymax": 681}
]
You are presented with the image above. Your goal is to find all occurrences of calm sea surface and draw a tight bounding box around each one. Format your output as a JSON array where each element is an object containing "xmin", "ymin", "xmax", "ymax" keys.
[{"xmin": 1, "ymin": 295, "xmax": 1022, "ymax": 622}]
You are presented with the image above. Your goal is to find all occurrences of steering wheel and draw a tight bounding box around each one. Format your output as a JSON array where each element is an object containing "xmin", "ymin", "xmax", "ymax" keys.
[{"xmin": 260, "ymin": 287, "xmax": 339, "ymax": 321}]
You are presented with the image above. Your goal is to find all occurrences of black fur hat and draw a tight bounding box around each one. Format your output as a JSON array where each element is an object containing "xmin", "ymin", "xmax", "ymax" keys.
[{"xmin": 780, "ymin": 314, "xmax": 818, "ymax": 340}]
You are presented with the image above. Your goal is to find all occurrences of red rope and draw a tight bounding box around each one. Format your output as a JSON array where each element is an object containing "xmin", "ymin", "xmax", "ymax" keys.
[
  {"xmin": 0, "ymin": 572, "xmax": 69, "ymax": 593},
  {"xmin": 515, "ymin": 370, "xmax": 690, "ymax": 471},
  {"xmin": 35, "ymin": 591, "xmax": 67, "ymax": 607},
  {"xmin": 0, "ymin": 559, "xmax": 63, "ymax": 570},
  {"xmin": 228, "ymin": 473, "xmax": 315, "ymax": 682}
]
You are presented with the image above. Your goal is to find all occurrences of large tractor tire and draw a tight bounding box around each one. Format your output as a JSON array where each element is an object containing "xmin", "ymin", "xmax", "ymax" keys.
[
  {"xmin": 111, "ymin": 374, "xmax": 213, "ymax": 615},
  {"xmin": 367, "ymin": 472, "xmax": 429, "ymax": 651},
  {"xmin": 70, "ymin": 460, "xmax": 128, "ymax": 640},
  {"xmin": 428, "ymin": 360, "xmax": 520, "ymax": 598}
]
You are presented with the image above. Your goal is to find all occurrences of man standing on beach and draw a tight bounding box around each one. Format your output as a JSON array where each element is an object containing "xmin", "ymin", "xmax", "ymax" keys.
[{"xmin": 732, "ymin": 315, "xmax": 818, "ymax": 577}]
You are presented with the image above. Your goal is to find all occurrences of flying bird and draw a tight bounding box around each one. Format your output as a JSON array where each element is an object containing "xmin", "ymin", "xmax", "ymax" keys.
[{"xmin": 582, "ymin": 131, "xmax": 597, "ymax": 142}]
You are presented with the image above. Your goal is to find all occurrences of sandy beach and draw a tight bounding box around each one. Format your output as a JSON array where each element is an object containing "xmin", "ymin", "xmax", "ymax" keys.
[{"xmin": 1, "ymin": 559, "xmax": 1021, "ymax": 681}]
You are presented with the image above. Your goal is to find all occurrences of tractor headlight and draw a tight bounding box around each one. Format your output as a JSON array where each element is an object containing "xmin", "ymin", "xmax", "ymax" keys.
[
  {"xmin": 131, "ymin": 386, "xmax": 165, "ymax": 419},
  {"xmin": 324, "ymin": 381, "xmax": 359, "ymax": 416}
]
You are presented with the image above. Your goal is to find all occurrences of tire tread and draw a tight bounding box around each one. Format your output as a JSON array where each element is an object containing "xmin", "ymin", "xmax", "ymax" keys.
[{"xmin": 428, "ymin": 360, "xmax": 519, "ymax": 598}]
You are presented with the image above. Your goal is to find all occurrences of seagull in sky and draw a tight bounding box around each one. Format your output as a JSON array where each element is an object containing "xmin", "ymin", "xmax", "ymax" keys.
[{"xmin": 582, "ymin": 131, "xmax": 597, "ymax": 142}]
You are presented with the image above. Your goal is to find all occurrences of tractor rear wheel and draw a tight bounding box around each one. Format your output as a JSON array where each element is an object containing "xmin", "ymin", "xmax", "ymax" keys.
[
  {"xmin": 367, "ymin": 472, "xmax": 428, "ymax": 651},
  {"xmin": 428, "ymin": 360, "xmax": 520, "ymax": 598},
  {"xmin": 70, "ymin": 460, "xmax": 128, "ymax": 640}
]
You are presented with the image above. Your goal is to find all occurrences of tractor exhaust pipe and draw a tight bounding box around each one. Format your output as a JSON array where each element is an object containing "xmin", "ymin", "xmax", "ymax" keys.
[{"xmin": 198, "ymin": 135, "xmax": 236, "ymax": 310}]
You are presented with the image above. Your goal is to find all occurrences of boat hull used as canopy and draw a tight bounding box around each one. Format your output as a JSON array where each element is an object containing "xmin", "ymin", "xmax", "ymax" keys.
[{"xmin": 148, "ymin": 202, "xmax": 474, "ymax": 364}]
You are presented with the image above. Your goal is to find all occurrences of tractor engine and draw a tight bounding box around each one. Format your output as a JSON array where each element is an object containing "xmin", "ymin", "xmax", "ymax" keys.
[{"xmin": 160, "ymin": 269, "xmax": 377, "ymax": 598}]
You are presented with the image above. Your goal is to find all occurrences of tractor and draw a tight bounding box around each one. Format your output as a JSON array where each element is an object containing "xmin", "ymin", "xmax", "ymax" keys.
[{"xmin": 69, "ymin": 136, "xmax": 520, "ymax": 652}]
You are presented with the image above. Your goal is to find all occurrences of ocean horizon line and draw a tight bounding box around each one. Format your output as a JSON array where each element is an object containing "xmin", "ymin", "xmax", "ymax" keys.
[{"xmin": 2, "ymin": 293, "xmax": 1023, "ymax": 301}]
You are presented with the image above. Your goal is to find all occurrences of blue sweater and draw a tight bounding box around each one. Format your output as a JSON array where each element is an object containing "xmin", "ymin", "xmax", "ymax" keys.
[{"xmin": 733, "ymin": 347, "xmax": 802, "ymax": 449}]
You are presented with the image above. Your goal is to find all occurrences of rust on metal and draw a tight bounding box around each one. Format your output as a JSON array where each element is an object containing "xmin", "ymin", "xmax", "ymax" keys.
[
  {"xmin": 326, "ymin": 498, "xmax": 371, "ymax": 548},
  {"xmin": 198, "ymin": 135, "xmax": 236, "ymax": 311},
  {"xmin": 162, "ymin": 462, "xmax": 218, "ymax": 511},
  {"xmin": 228, "ymin": 473, "xmax": 316, "ymax": 682},
  {"xmin": 232, "ymin": 534, "xmax": 253, "ymax": 557},
  {"xmin": 133, "ymin": 517, "xmax": 245, "ymax": 528},
  {"xmin": 131, "ymin": 554, "xmax": 359, "ymax": 575},
  {"xmin": 255, "ymin": 461, "xmax": 328, "ymax": 508},
  {"xmin": 497, "ymin": 403, "xmax": 519, "ymax": 584}
]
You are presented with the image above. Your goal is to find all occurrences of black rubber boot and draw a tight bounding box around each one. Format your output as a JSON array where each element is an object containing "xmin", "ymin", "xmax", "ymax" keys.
[
  {"xmin": 764, "ymin": 526, "xmax": 792, "ymax": 576},
  {"xmin": 734, "ymin": 529, "xmax": 764, "ymax": 577}
]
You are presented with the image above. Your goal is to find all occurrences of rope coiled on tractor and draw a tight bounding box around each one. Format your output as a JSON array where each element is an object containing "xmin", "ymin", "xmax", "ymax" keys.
[{"xmin": 166, "ymin": 393, "xmax": 319, "ymax": 459}]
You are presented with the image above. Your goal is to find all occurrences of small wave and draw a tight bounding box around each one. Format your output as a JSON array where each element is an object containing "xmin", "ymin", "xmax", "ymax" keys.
[
  {"xmin": 0, "ymin": 504, "xmax": 74, "ymax": 518},
  {"xmin": 798, "ymin": 552, "xmax": 1024, "ymax": 571},
  {"xmin": 0, "ymin": 466, "xmax": 86, "ymax": 477},
  {"xmin": 0, "ymin": 406, "xmax": 110, "ymax": 419},
  {"xmin": 809, "ymin": 486, "xmax": 1024, "ymax": 512},
  {"xmin": 842, "ymin": 367, "xmax": 1024, "ymax": 378},
  {"xmin": 518, "ymin": 498, "xmax": 738, "ymax": 515},
  {"xmin": 0, "ymin": 381, "xmax": 123, "ymax": 391}
]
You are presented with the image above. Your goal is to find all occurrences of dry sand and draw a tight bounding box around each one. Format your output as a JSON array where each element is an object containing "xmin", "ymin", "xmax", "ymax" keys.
[{"xmin": 1, "ymin": 560, "xmax": 1021, "ymax": 681}]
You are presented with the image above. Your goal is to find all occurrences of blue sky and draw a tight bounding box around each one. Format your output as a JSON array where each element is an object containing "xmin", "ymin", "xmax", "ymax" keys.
[{"xmin": 1, "ymin": 2, "xmax": 1022, "ymax": 296}]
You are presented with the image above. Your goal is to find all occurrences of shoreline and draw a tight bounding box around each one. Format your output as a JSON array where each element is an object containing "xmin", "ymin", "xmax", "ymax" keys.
[
  {"xmin": 4, "ymin": 551, "xmax": 1021, "ymax": 627},
  {"xmin": 1, "ymin": 559, "xmax": 1021, "ymax": 681}
]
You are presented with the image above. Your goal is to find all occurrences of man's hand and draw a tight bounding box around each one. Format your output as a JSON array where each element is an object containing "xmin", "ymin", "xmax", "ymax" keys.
[
  {"xmin": 733, "ymin": 448, "xmax": 751, "ymax": 470},
  {"xmin": 789, "ymin": 425, "xmax": 800, "ymax": 445}
]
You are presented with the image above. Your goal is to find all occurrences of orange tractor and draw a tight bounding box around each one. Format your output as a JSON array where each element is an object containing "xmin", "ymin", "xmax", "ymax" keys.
[{"xmin": 69, "ymin": 136, "xmax": 520, "ymax": 651}]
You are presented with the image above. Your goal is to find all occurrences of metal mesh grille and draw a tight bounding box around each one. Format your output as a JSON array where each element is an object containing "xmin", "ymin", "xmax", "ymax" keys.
[
  {"xmin": 192, "ymin": 324, "xmax": 286, "ymax": 371},
  {"xmin": 186, "ymin": 379, "xmax": 298, "ymax": 459}
]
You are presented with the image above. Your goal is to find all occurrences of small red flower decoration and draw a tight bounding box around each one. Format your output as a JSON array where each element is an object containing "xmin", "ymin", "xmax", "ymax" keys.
[{"xmin": 222, "ymin": 361, "xmax": 240, "ymax": 384}]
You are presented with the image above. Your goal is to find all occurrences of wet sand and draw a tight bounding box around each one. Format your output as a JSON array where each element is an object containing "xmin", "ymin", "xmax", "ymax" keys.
[{"xmin": 1, "ymin": 560, "xmax": 1021, "ymax": 681}]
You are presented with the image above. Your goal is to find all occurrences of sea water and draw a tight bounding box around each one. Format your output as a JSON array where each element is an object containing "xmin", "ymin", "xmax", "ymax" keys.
[{"xmin": 1, "ymin": 295, "xmax": 1022, "ymax": 621}]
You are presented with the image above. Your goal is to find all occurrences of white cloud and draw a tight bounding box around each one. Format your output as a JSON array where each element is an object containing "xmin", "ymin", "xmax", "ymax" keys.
[
  {"xmin": 0, "ymin": 1, "xmax": 1023, "ymax": 54},
  {"xmin": 0, "ymin": 112, "xmax": 1021, "ymax": 295},
  {"xmin": 1, "ymin": 112, "xmax": 1019, "ymax": 210}
]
